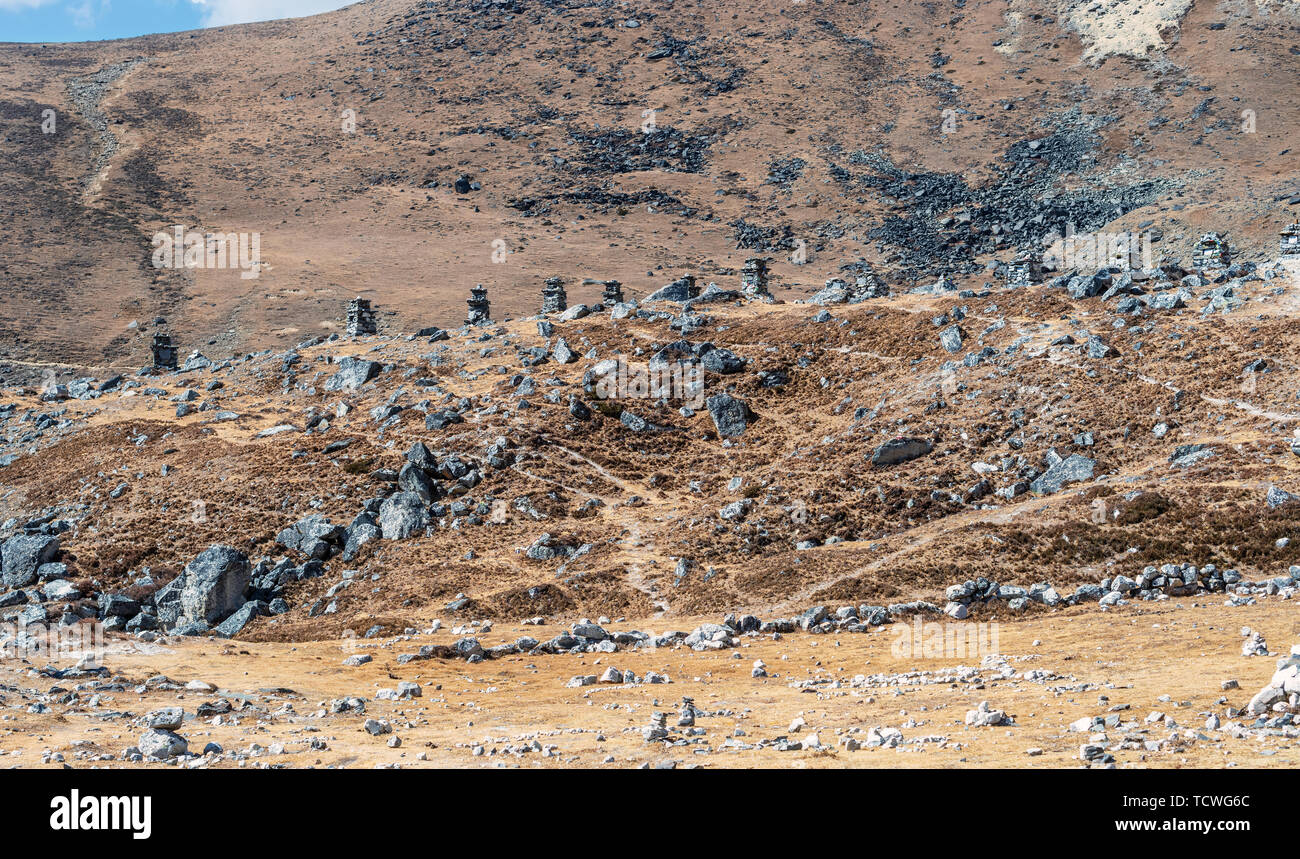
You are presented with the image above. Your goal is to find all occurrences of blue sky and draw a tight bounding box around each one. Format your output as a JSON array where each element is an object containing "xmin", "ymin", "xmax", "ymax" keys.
[{"xmin": 0, "ymin": 0, "xmax": 355, "ymax": 42}]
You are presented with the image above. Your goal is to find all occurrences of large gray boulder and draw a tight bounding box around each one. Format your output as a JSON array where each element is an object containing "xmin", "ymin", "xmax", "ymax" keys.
[
  {"xmin": 700, "ymin": 348, "xmax": 745, "ymax": 375},
  {"xmin": 1, "ymin": 535, "xmax": 59, "ymax": 589},
  {"xmin": 214, "ymin": 601, "xmax": 261, "ymax": 638},
  {"xmin": 397, "ymin": 462, "xmax": 437, "ymax": 503},
  {"xmin": 1145, "ymin": 289, "xmax": 1190, "ymax": 310},
  {"xmin": 342, "ymin": 512, "xmax": 381, "ymax": 560},
  {"xmin": 644, "ymin": 279, "xmax": 694, "ymax": 302},
  {"xmin": 870, "ymin": 437, "xmax": 932, "ymax": 467},
  {"xmin": 939, "ymin": 325, "xmax": 965, "ymax": 353},
  {"xmin": 139, "ymin": 730, "xmax": 188, "ymax": 760},
  {"xmin": 552, "ymin": 338, "xmax": 578, "ymax": 364},
  {"xmin": 379, "ymin": 492, "xmax": 430, "ymax": 540},
  {"xmin": 706, "ymin": 393, "xmax": 753, "ymax": 438},
  {"xmin": 179, "ymin": 545, "xmax": 252, "ymax": 626},
  {"xmin": 1030, "ymin": 453, "xmax": 1096, "ymax": 494},
  {"xmin": 1086, "ymin": 336, "xmax": 1117, "ymax": 359},
  {"xmin": 143, "ymin": 707, "xmax": 185, "ymax": 731},
  {"xmin": 323, "ymin": 356, "xmax": 381, "ymax": 392},
  {"xmin": 1066, "ymin": 273, "xmax": 1106, "ymax": 299}
]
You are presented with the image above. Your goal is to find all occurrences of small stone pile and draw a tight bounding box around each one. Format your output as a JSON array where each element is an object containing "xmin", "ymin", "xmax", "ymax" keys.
[
  {"xmin": 136, "ymin": 707, "xmax": 188, "ymax": 761},
  {"xmin": 965, "ymin": 700, "xmax": 1015, "ymax": 727}
]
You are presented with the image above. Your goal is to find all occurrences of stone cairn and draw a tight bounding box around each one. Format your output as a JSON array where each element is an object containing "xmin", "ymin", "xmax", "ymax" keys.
[
  {"xmin": 601, "ymin": 279, "xmax": 625, "ymax": 306},
  {"xmin": 150, "ymin": 333, "xmax": 177, "ymax": 370},
  {"xmin": 466, "ymin": 284, "xmax": 491, "ymax": 326},
  {"xmin": 1193, "ymin": 232, "xmax": 1230, "ymax": 269},
  {"xmin": 1005, "ymin": 250, "xmax": 1043, "ymax": 287},
  {"xmin": 346, "ymin": 298, "xmax": 377, "ymax": 336},
  {"xmin": 1281, "ymin": 223, "xmax": 1300, "ymax": 258},
  {"xmin": 674, "ymin": 273, "xmax": 700, "ymax": 300},
  {"xmin": 740, "ymin": 257, "xmax": 773, "ymax": 301},
  {"xmin": 541, "ymin": 276, "xmax": 568, "ymax": 314},
  {"xmin": 848, "ymin": 262, "xmax": 888, "ymax": 300}
]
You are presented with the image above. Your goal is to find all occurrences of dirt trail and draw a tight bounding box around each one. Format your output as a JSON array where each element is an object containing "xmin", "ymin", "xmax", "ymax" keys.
[
  {"xmin": 539, "ymin": 438, "xmax": 673, "ymax": 614},
  {"xmin": 67, "ymin": 56, "xmax": 149, "ymax": 200}
]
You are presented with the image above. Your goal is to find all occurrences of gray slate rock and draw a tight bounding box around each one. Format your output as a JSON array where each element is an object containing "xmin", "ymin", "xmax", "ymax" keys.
[
  {"xmin": 1030, "ymin": 454, "xmax": 1095, "ymax": 494},
  {"xmin": 323, "ymin": 357, "xmax": 381, "ymax": 392},
  {"xmin": 179, "ymin": 545, "xmax": 252, "ymax": 627},
  {"xmin": 706, "ymin": 393, "xmax": 752, "ymax": 438},
  {"xmin": 1, "ymin": 535, "xmax": 59, "ymax": 589},
  {"xmin": 379, "ymin": 492, "xmax": 430, "ymax": 540},
  {"xmin": 870, "ymin": 437, "xmax": 932, "ymax": 467},
  {"xmin": 139, "ymin": 730, "xmax": 188, "ymax": 760}
]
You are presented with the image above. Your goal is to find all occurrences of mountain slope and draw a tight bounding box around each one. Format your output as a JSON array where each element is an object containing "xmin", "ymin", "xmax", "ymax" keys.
[{"xmin": 1, "ymin": 0, "xmax": 1297, "ymax": 371}]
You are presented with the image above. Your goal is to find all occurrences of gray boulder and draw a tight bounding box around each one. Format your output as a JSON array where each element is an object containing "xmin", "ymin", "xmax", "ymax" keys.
[
  {"xmin": 179, "ymin": 545, "xmax": 252, "ymax": 626},
  {"xmin": 214, "ymin": 601, "xmax": 261, "ymax": 638},
  {"xmin": 1145, "ymin": 289, "xmax": 1190, "ymax": 310},
  {"xmin": 700, "ymin": 348, "xmax": 746, "ymax": 374},
  {"xmin": 1066, "ymin": 274, "xmax": 1105, "ymax": 299},
  {"xmin": 870, "ymin": 437, "xmax": 932, "ymax": 467},
  {"xmin": 939, "ymin": 325, "xmax": 965, "ymax": 353},
  {"xmin": 379, "ymin": 492, "xmax": 430, "ymax": 540},
  {"xmin": 1, "ymin": 535, "xmax": 59, "ymax": 589},
  {"xmin": 706, "ymin": 393, "xmax": 753, "ymax": 438},
  {"xmin": 323, "ymin": 357, "xmax": 381, "ymax": 392},
  {"xmin": 552, "ymin": 338, "xmax": 578, "ymax": 364},
  {"xmin": 1030, "ymin": 453, "xmax": 1095, "ymax": 494},
  {"xmin": 342, "ymin": 513, "xmax": 381, "ymax": 560},
  {"xmin": 644, "ymin": 279, "xmax": 694, "ymax": 302},
  {"xmin": 143, "ymin": 707, "xmax": 185, "ymax": 731},
  {"xmin": 139, "ymin": 730, "xmax": 188, "ymax": 760},
  {"xmin": 620, "ymin": 410, "xmax": 649, "ymax": 432},
  {"xmin": 1266, "ymin": 485, "xmax": 1300, "ymax": 509},
  {"xmin": 1086, "ymin": 336, "xmax": 1117, "ymax": 359},
  {"xmin": 397, "ymin": 462, "xmax": 437, "ymax": 503}
]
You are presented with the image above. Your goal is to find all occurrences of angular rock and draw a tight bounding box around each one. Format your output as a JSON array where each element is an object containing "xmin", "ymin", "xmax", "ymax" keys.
[
  {"xmin": 705, "ymin": 393, "xmax": 752, "ymax": 438},
  {"xmin": 379, "ymin": 492, "xmax": 430, "ymax": 540},
  {"xmin": 323, "ymin": 357, "xmax": 381, "ymax": 392},
  {"xmin": 1, "ymin": 535, "xmax": 59, "ymax": 589},
  {"xmin": 870, "ymin": 437, "xmax": 932, "ymax": 467},
  {"xmin": 179, "ymin": 545, "xmax": 252, "ymax": 627}
]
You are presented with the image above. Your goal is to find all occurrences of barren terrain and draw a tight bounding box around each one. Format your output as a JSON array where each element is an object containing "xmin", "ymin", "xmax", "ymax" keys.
[
  {"xmin": 2, "ymin": 0, "xmax": 1300, "ymax": 770},
  {"xmin": 1, "ymin": 0, "xmax": 1298, "ymax": 368}
]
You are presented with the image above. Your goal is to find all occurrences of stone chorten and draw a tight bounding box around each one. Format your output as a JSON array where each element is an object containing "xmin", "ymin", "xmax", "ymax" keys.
[
  {"xmin": 346, "ymin": 298, "xmax": 377, "ymax": 336},
  {"xmin": 740, "ymin": 257, "xmax": 773, "ymax": 301},
  {"xmin": 466, "ymin": 284, "xmax": 491, "ymax": 326},
  {"xmin": 1193, "ymin": 232, "xmax": 1230, "ymax": 269},
  {"xmin": 1281, "ymin": 223, "xmax": 1300, "ymax": 258},
  {"xmin": 1005, "ymin": 250, "xmax": 1043, "ymax": 287},
  {"xmin": 541, "ymin": 276, "xmax": 568, "ymax": 314},
  {"xmin": 675, "ymin": 273, "xmax": 700, "ymax": 299},
  {"xmin": 150, "ymin": 333, "xmax": 177, "ymax": 370},
  {"xmin": 601, "ymin": 279, "xmax": 625, "ymax": 306}
]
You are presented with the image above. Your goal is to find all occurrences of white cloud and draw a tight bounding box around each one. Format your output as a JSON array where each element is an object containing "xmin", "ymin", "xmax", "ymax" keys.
[
  {"xmin": 69, "ymin": 0, "xmax": 94, "ymax": 26},
  {"xmin": 0, "ymin": 0, "xmax": 59, "ymax": 10},
  {"xmin": 188, "ymin": 0, "xmax": 353, "ymax": 27}
]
